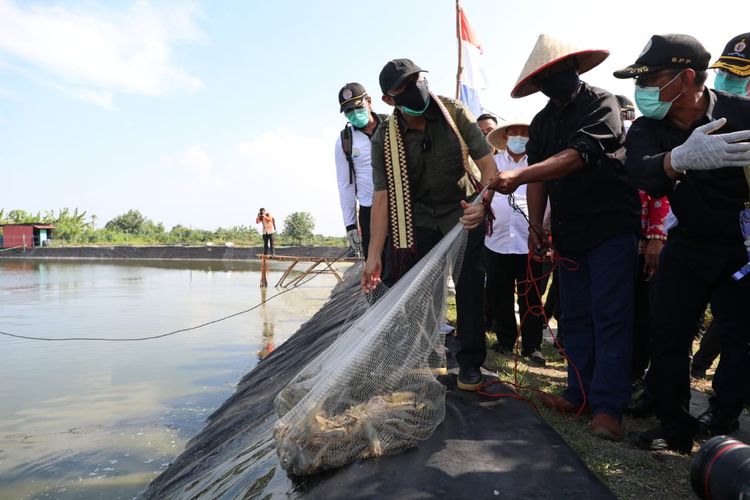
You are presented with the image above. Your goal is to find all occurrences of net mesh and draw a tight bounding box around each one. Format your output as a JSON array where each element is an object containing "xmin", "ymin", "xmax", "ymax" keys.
[{"xmin": 273, "ymin": 223, "xmax": 467, "ymax": 476}]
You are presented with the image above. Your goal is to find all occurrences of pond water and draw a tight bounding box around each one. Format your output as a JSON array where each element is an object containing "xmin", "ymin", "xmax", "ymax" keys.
[{"xmin": 0, "ymin": 259, "xmax": 344, "ymax": 499}]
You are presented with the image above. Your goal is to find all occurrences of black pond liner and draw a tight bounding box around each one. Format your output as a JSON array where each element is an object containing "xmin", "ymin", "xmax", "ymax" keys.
[{"xmin": 142, "ymin": 266, "xmax": 614, "ymax": 499}]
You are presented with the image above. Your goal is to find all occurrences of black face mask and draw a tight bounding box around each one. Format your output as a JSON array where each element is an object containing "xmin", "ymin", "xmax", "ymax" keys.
[
  {"xmin": 393, "ymin": 78, "xmax": 430, "ymax": 111},
  {"xmin": 539, "ymin": 68, "xmax": 580, "ymax": 101}
]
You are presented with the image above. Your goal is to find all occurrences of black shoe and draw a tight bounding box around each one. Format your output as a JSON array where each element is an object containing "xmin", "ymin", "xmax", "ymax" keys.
[
  {"xmin": 625, "ymin": 393, "xmax": 656, "ymax": 419},
  {"xmin": 524, "ymin": 349, "xmax": 547, "ymax": 367},
  {"xmin": 630, "ymin": 424, "xmax": 696, "ymax": 454},
  {"xmin": 457, "ymin": 366, "xmax": 483, "ymax": 391},
  {"xmin": 631, "ymin": 377, "xmax": 645, "ymax": 393},
  {"xmin": 696, "ymin": 406, "xmax": 740, "ymax": 436},
  {"xmin": 690, "ymin": 366, "xmax": 708, "ymax": 380}
]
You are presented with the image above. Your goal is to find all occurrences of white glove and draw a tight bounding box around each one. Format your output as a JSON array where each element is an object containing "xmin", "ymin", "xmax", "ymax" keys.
[
  {"xmin": 346, "ymin": 228, "xmax": 362, "ymax": 256},
  {"xmin": 670, "ymin": 118, "xmax": 750, "ymax": 173}
]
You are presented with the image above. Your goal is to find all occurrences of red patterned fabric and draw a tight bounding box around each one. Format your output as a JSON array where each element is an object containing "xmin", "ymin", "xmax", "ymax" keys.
[{"xmin": 639, "ymin": 190, "xmax": 669, "ymax": 240}]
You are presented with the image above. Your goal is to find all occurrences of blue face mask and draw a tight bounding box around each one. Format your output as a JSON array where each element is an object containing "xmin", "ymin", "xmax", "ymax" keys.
[
  {"xmin": 714, "ymin": 71, "xmax": 749, "ymax": 96},
  {"xmin": 634, "ymin": 72, "xmax": 684, "ymax": 120},
  {"xmin": 345, "ymin": 108, "xmax": 370, "ymax": 128},
  {"xmin": 506, "ymin": 135, "xmax": 528, "ymax": 154}
]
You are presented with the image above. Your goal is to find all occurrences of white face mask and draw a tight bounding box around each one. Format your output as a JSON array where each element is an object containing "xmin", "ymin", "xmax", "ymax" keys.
[{"xmin": 506, "ymin": 135, "xmax": 529, "ymax": 154}]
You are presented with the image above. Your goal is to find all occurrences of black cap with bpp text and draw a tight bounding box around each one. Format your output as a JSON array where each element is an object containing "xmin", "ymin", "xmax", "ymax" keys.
[
  {"xmin": 338, "ymin": 83, "xmax": 367, "ymax": 113},
  {"xmin": 613, "ymin": 34, "xmax": 711, "ymax": 79}
]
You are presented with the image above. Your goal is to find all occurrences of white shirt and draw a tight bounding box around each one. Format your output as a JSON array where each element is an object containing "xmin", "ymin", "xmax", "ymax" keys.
[
  {"xmin": 485, "ymin": 150, "xmax": 530, "ymax": 255},
  {"xmin": 334, "ymin": 124, "xmax": 375, "ymax": 228}
]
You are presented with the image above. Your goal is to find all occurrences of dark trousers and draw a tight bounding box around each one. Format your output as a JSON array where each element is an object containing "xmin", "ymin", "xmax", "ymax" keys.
[
  {"xmin": 384, "ymin": 225, "xmax": 487, "ymax": 370},
  {"xmin": 544, "ymin": 268, "xmax": 563, "ymax": 345},
  {"xmin": 483, "ymin": 249, "xmax": 543, "ymax": 355},
  {"xmin": 692, "ymin": 320, "xmax": 720, "ymax": 372},
  {"xmin": 648, "ymin": 238, "xmax": 750, "ymax": 427},
  {"xmin": 633, "ymin": 253, "xmax": 653, "ymax": 381},
  {"xmin": 558, "ymin": 233, "xmax": 638, "ymax": 419},
  {"xmin": 262, "ymin": 233, "xmax": 275, "ymax": 255},
  {"xmin": 358, "ymin": 205, "xmax": 372, "ymax": 260}
]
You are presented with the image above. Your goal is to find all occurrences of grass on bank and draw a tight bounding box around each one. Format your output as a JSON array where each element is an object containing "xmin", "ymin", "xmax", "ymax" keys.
[
  {"xmin": 445, "ymin": 300, "xmax": 715, "ymax": 500},
  {"xmin": 484, "ymin": 342, "xmax": 703, "ymax": 500}
]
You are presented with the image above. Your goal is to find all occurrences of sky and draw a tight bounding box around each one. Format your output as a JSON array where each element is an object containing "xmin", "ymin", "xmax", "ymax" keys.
[{"xmin": 0, "ymin": 0, "xmax": 746, "ymax": 236}]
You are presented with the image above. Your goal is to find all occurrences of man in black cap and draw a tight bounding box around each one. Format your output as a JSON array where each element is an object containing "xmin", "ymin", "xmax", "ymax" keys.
[
  {"xmin": 361, "ymin": 58, "xmax": 498, "ymax": 391},
  {"xmin": 613, "ymin": 33, "xmax": 750, "ymax": 453},
  {"xmin": 335, "ymin": 83, "xmax": 387, "ymax": 259},
  {"xmin": 490, "ymin": 35, "xmax": 641, "ymax": 442}
]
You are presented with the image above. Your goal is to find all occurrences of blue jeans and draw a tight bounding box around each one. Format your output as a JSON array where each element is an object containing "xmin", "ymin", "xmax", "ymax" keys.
[{"xmin": 558, "ymin": 233, "xmax": 638, "ymax": 420}]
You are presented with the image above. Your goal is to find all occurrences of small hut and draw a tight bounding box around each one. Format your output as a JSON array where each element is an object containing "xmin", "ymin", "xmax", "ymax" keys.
[{"xmin": 0, "ymin": 223, "xmax": 55, "ymax": 249}]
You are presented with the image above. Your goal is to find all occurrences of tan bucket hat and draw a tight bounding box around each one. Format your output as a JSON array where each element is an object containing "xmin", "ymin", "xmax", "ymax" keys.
[
  {"xmin": 486, "ymin": 115, "xmax": 531, "ymax": 151},
  {"xmin": 512, "ymin": 34, "xmax": 609, "ymax": 98}
]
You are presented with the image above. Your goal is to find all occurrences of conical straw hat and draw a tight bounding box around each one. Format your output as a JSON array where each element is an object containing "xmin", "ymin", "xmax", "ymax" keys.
[
  {"xmin": 486, "ymin": 115, "xmax": 531, "ymax": 151},
  {"xmin": 511, "ymin": 34, "xmax": 609, "ymax": 98}
]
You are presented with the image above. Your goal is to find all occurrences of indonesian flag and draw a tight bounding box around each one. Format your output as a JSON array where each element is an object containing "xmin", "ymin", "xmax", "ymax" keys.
[{"xmin": 457, "ymin": 5, "xmax": 488, "ymax": 118}]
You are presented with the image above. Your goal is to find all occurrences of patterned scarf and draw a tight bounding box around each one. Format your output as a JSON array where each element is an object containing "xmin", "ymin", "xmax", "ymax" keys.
[{"xmin": 383, "ymin": 93, "xmax": 492, "ymax": 263}]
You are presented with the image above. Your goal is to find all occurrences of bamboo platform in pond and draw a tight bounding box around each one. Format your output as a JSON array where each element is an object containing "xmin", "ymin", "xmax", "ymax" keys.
[{"xmin": 258, "ymin": 254, "xmax": 361, "ymax": 288}]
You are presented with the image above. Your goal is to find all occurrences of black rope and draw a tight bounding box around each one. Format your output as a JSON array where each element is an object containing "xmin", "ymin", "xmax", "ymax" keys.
[
  {"xmin": 507, "ymin": 192, "xmax": 546, "ymax": 241},
  {"xmin": 0, "ymin": 249, "xmax": 353, "ymax": 342}
]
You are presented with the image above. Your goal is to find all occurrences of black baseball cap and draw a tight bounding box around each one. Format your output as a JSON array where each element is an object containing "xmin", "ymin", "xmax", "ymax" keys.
[
  {"xmin": 338, "ymin": 83, "xmax": 367, "ymax": 113},
  {"xmin": 379, "ymin": 58, "xmax": 427, "ymax": 94},
  {"xmin": 709, "ymin": 33, "xmax": 750, "ymax": 77},
  {"xmin": 613, "ymin": 34, "xmax": 711, "ymax": 79}
]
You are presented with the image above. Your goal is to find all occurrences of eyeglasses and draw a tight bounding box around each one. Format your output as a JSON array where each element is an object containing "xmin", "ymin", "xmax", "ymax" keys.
[
  {"xmin": 634, "ymin": 70, "xmax": 682, "ymax": 88},
  {"xmin": 344, "ymin": 105, "xmax": 366, "ymax": 115}
]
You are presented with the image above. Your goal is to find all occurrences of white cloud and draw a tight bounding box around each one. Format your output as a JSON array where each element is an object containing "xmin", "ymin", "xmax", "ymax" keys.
[
  {"xmin": 53, "ymin": 84, "xmax": 115, "ymax": 110},
  {"xmin": 160, "ymin": 145, "xmax": 227, "ymax": 204},
  {"xmin": 0, "ymin": 0, "xmax": 202, "ymax": 107},
  {"xmin": 233, "ymin": 127, "xmax": 342, "ymax": 235},
  {"xmin": 150, "ymin": 129, "xmax": 343, "ymax": 235},
  {"xmin": 163, "ymin": 145, "xmax": 214, "ymax": 175}
]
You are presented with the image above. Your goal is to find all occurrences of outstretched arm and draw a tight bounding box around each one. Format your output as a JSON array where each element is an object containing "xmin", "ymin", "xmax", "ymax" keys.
[{"xmin": 361, "ymin": 190, "xmax": 388, "ymax": 292}]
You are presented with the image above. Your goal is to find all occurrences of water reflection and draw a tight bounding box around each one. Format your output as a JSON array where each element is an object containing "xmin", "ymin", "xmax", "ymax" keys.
[
  {"xmin": 0, "ymin": 259, "xmax": 346, "ymax": 499},
  {"xmin": 257, "ymin": 288, "xmax": 276, "ymax": 361}
]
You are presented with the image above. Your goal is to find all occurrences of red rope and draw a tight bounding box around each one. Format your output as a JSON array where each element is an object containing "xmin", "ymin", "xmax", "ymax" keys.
[{"xmin": 480, "ymin": 238, "xmax": 588, "ymax": 420}]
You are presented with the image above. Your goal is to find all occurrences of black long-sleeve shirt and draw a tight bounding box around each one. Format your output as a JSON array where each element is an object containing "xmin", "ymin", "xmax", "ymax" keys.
[
  {"xmin": 624, "ymin": 90, "xmax": 750, "ymax": 245},
  {"xmin": 527, "ymin": 82, "xmax": 641, "ymax": 252}
]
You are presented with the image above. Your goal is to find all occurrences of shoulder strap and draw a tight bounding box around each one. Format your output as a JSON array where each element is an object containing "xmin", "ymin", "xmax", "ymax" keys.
[
  {"xmin": 434, "ymin": 95, "xmax": 482, "ymax": 194},
  {"xmin": 340, "ymin": 123, "xmax": 356, "ymax": 185}
]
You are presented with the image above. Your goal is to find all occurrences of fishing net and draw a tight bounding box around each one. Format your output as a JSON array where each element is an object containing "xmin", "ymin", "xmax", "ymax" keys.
[{"xmin": 273, "ymin": 222, "xmax": 467, "ymax": 476}]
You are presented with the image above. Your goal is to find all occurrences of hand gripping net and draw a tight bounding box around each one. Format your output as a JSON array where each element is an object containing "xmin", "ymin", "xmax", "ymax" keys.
[{"xmin": 273, "ymin": 222, "xmax": 467, "ymax": 476}]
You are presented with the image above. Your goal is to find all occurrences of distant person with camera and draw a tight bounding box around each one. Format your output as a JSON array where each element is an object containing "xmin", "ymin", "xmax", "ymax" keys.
[{"xmin": 256, "ymin": 208, "xmax": 276, "ymax": 256}]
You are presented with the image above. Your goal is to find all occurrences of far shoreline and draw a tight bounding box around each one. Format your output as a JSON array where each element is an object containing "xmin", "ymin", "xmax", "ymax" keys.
[{"xmin": 0, "ymin": 245, "xmax": 353, "ymax": 262}]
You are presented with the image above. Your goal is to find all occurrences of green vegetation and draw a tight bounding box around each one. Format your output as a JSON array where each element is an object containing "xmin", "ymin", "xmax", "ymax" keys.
[
  {"xmin": 0, "ymin": 208, "xmax": 345, "ymax": 247},
  {"xmin": 283, "ymin": 211, "xmax": 316, "ymax": 245}
]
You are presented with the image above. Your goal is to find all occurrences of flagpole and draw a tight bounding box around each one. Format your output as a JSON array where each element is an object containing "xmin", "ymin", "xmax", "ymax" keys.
[{"xmin": 455, "ymin": 0, "xmax": 462, "ymax": 100}]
